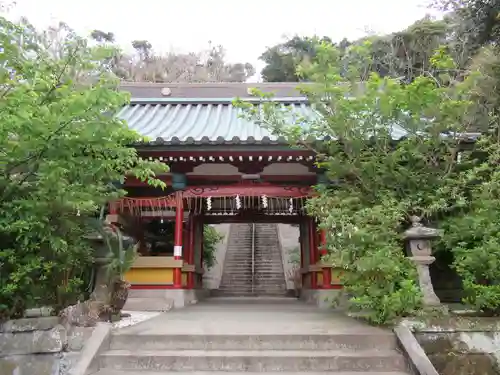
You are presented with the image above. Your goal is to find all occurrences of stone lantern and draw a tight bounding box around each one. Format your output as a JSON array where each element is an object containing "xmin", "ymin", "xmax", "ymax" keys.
[
  {"xmin": 404, "ymin": 216, "xmax": 441, "ymax": 307},
  {"xmin": 86, "ymin": 232, "xmax": 113, "ymax": 305}
]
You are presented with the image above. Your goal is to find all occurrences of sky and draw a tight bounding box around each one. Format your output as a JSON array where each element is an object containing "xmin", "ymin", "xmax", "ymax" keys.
[{"xmin": 6, "ymin": 0, "xmax": 440, "ymax": 81}]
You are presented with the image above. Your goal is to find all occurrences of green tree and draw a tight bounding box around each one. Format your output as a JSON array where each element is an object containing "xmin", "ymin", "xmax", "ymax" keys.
[
  {"xmin": 102, "ymin": 38, "xmax": 255, "ymax": 83},
  {"xmin": 237, "ymin": 41, "xmax": 480, "ymax": 323},
  {"xmin": 0, "ymin": 16, "xmax": 167, "ymax": 320},
  {"xmin": 366, "ymin": 16, "xmax": 455, "ymax": 81},
  {"xmin": 436, "ymin": 0, "xmax": 500, "ymax": 49},
  {"xmin": 259, "ymin": 35, "xmax": 337, "ymax": 82},
  {"xmin": 259, "ymin": 17, "xmax": 467, "ymax": 83},
  {"xmin": 90, "ymin": 29, "xmax": 115, "ymax": 43},
  {"xmin": 125, "ymin": 41, "xmax": 255, "ymax": 83},
  {"xmin": 203, "ymin": 225, "xmax": 223, "ymax": 270}
]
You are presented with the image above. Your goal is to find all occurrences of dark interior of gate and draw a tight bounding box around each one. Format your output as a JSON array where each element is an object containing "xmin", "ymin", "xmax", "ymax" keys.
[{"xmin": 105, "ymin": 83, "xmax": 342, "ymax": 307}]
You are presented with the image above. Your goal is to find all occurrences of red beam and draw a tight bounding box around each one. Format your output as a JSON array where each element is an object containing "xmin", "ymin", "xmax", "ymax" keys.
[
  {"xmin": 114, "ymin": 196, "xmax": 177, "ymax": 209},
  {"xmin": 202, "ymin": 214, "xmax": 303, "ymax": 224},
  {"xmin": 182, "ymin": 184, "xmax": 311, "ymax": 198}
]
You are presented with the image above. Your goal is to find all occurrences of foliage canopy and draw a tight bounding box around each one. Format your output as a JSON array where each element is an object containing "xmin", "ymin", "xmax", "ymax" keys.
[
  {"xmin": 0, "ymin": 16, "xmax": 166, "ymax": 320},
  {"xmin": 238, "ymin": 40, "xmax": 500, "ymax": 323}
]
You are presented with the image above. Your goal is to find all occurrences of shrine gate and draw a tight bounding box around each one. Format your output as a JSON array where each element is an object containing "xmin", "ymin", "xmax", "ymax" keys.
[{"xmin": 107, "ymin": 83, "xmax": 341, "ymax": 309}]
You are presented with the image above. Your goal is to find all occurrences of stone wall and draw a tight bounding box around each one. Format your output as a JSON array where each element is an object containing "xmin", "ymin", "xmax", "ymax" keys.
[
  {"xmin": 0, "ymin": 316, "xmax": 93, "ymax": 375},
  {"xmin": 277, "ymin": 224, "xmax": 300, "ymax": 291},
  {"xmin": 403, "ymin": 318, "xmax": 500, "ymax": 375}
]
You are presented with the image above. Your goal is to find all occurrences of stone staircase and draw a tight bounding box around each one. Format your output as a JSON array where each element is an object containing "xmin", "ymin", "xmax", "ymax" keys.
[
  {"xmin": 217, "ymin": 223, "xmax": 254, "ymax": 296},
  {"xmin": 254, "ymin": 223, "xmax": 287, "ymax": 296},
  {"xmin": 217, "ymin": 223, "xmax": 287, "ymax": 297},
  {"xmin": 97, "ymin": 340, "xmax": 410, "ymax": 374},
  {"xmin": 93, "ymin": 309, "xmax": 410, "ymax": 374},
  {"xmin": 92, "ymin": 297, "xmax": 412, "ymax": 375}
]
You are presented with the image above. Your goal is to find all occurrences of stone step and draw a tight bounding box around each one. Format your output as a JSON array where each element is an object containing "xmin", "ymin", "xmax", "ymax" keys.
[
  {"xmin": 255, "ymin": 278, "xmax": 286, "ymax": 283},
  {"xmin": 217, "ymin": 284, "xmax": 252, "ymax": 287},
  {"xmin": 255, "ymin": 270, "xmax": 286, "ymax": 273},
  {"xmin": 224, "ymin": 259, "xmax": 253, "ymax": 262},
  {"xmin": 254, "ymin": 284, "xmax": 286, "ymax": 288},
  {"xmin": 217, "ymin": 285, "xmax": 253, "ymax": 288},
  {"xmin": 224, "ymin": 258, "xmax": 253, "ymax": 260},
  {"xmin": 220, "ymin": 275, "xmax": 253, "ymax": 278},
  {"xmin": 220, "ymin": 273, "xmax": 252, "ymax": 277},
  {"xmin": 252, "ymin": 291, "xmax": 287, "ymax": 296},
  {"xmin": 99, "ymin": 349, "xmax": 408, "ymax": 372},
  {"xmin": 254, "ymin": 286, "xmax": 287, "ymax": 289},
  {"xmin": 224, "ymin": 260, "xmax": 252, "ymax": 262},
  {"xmin": 95, "ymin": 370, "xmax": 411, "ymax": 375},
  {"xmin": 254, "ymin": 279, "xmax": 286, "ymax": 283},
  {"xmin": 255, "ymin": 269, "xmax": 286, "ymax": 272},
  {"xmin": 223, "ymin": 259, "xmax": 253, "ymax": 262},
  {"xmin": 109, "ymin": 333, "xmax": 398, "ymax": 351},
  {"xmin": 209, "ymin": 291, "xmax": 257, "ymax": 297},
  {"xmin": 222, "ymin": 269, "xmax": 252, "ymax": 272},
  {"xmin": 255, "ymin": 262, "xmax": 283, "ymax": 265}
]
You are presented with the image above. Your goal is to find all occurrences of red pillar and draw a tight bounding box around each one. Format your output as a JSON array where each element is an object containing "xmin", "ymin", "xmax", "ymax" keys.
[
  {"xmin": 173, "ymin": 193, "xmax": 183, "ymax": 288},
  {"xmin": 199, "ymin": 220, "xmax": 204, "ymax": 286},
  {"xmin": 187, "ymin": 214, "xmax": 195, "ymax": 289},
  {"xmin": 320, "ymin": 230, "xmax": 327, "ymax": 256},
  {"xmin": 108, "ymin": 201, "xmax": 118, "ymax": 215},
  {"xmin": 299, "ymin": 221, "xmax": 305, "ymax": 269},
  {"xmin": 308, "ymin": 218, "xmax": 317, "ymax": 289},
  {"xmin": 320, "ymin": 229, "xmax": 332, "ymax": 288}
]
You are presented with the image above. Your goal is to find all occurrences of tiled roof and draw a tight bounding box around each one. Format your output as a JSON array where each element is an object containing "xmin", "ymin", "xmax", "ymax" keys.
[
  {"xmin": 118, "ymin": 99, "xmax": 312, "ymax": 145},
  {"xmin": 116, "ymin": 83, "xmax": 413, "ymax": 145}
]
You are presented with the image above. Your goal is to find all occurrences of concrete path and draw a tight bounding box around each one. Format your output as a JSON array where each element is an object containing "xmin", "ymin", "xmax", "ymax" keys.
[{"xmin": 114, "ymin": 297, "xmax": 388, "ymax": 336}]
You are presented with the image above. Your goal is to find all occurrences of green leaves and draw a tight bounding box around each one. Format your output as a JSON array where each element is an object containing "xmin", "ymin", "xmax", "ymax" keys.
[
  {"xmin": 203, "ymin": 225, "xmax": 223, "ymax": 270},
  {"xmin": 238, "ymin": 40, "xmax": 486, "ymax": 324},
  {"xmin": 0, "ymin": 17, "xmax": 167, "ymax": 320}
]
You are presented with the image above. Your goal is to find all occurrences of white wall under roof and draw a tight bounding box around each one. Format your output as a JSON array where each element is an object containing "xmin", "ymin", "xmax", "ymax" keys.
[{"xmin": 187, "ymin": 163, "xmax": 314, "ymax": 176}]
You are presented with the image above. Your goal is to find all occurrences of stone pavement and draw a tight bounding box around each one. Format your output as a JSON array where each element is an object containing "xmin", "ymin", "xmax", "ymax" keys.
[{"xmin": 115, "ymin": 296, "xmax": 387, "ymax": 336}]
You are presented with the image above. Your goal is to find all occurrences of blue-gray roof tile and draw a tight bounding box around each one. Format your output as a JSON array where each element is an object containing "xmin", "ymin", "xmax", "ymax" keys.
[{"xmin": 118, "ymin": 101, "xmax": 314, "ymax": 145}]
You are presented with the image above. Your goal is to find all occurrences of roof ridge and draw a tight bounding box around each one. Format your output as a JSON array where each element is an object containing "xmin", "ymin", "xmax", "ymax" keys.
[
  {"xmin": 119, "ymin": 82, "xmax": 307, "ymax": 87},
  {"xmin": 129, "ymin": 97, "xmax": 309, "ymax": 105}
]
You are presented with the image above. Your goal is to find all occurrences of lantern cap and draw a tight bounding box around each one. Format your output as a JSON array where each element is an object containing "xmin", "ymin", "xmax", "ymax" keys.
[{"xmin": 404, "ymin": 216, "xmax": 440, "ymax": 239}]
